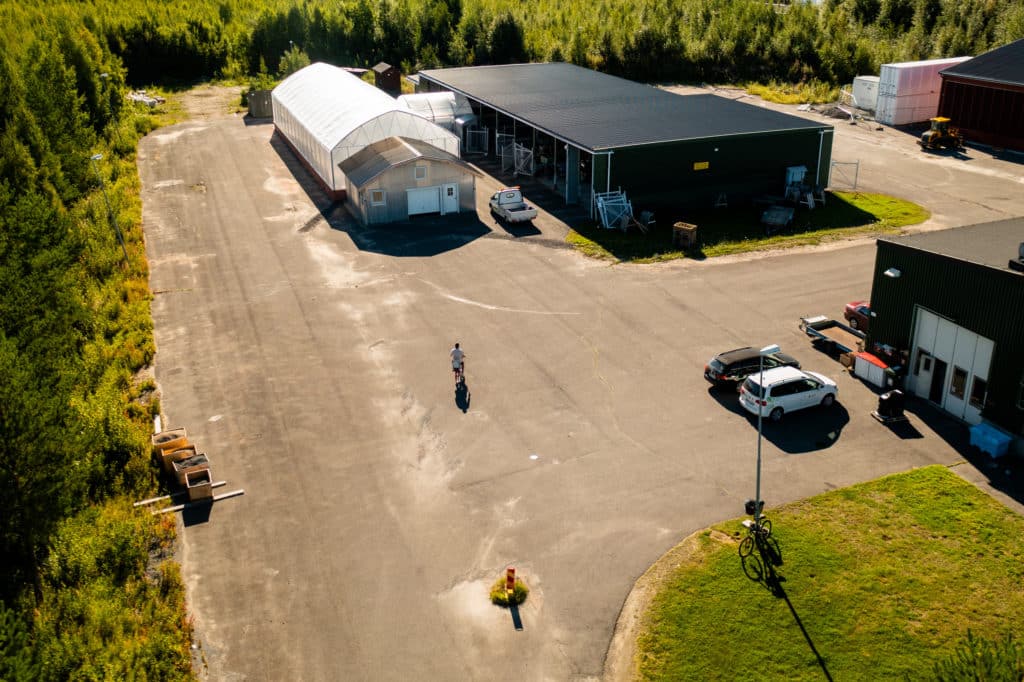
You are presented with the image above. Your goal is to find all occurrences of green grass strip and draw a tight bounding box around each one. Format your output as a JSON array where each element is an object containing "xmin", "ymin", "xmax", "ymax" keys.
[
  {"xmin": 635, "ymin": 465, "xmax": 1024, "ymax": 680},
  {"xmin": 567, "ymin": 191, "xmax": 929, "ymax": 263}
]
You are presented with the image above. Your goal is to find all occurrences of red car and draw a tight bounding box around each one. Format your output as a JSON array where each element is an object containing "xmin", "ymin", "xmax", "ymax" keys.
[{"xmin": 844, "ymin": 301, "xmax": 871, "ymax": 331}]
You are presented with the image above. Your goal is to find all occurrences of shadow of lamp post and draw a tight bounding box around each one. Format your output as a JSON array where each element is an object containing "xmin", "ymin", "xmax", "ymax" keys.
[
  {"xmin": 89, "ymin": 153, "xmax": 129, "ymax": 263},
  {"xmin": 754, "ymin": 343, "xmax": 781, "ymax": 527}
]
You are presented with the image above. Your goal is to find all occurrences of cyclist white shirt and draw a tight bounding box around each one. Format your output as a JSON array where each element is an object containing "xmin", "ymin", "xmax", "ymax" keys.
[{"xmin": 450, "ymin": 347, "xmax": 464, "ymax": 370}]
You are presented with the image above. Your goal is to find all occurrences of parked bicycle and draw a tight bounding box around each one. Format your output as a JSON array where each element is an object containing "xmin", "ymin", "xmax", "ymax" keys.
[{"xmin": 738, "ymin": 516, "xmax": 772, "ymax": 558}]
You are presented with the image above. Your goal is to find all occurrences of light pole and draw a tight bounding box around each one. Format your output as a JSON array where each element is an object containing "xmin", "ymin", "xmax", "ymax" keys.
[
  {"xmin": 89, "ymin": 153, "xmax": 129, "ymax": 263},
  {"xmin": 754, "ymin": 343, "xmax": 780, "ymax": 526}
]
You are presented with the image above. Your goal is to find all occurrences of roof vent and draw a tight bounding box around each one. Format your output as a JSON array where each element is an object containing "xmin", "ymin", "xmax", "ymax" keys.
[{"xmin": 1009, "ymin": 241, "xmax": 1024, "ymax": 273}]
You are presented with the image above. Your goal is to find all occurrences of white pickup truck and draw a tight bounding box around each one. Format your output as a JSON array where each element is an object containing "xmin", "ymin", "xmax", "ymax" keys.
[{"xmin": 488, "ymin": 187, "xmax": 537, "ymax": 223}]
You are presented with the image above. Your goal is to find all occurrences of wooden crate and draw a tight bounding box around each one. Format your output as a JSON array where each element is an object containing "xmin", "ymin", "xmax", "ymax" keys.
[
  {"xmin": 172, "ymin": 452, "xmax": 210, "ymax": 486},
  {"xmin": 185, "ymin": 469, "xmax": 213, "ymax": 502},
  {"xmin": 151, "ymin": 428, "xmax": 187, "ymax": 457},
  {"xmin": 161, "ymin": 445, "xmax": 197, "ymax": 474}
]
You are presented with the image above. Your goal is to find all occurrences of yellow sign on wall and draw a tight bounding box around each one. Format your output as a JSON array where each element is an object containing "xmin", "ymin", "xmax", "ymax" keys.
[{"xmin": 693, "ymin": 161, "xmax": 710, "ymax": 171}]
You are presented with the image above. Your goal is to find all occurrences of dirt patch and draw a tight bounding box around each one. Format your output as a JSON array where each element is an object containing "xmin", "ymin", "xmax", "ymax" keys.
[
  {"xmin": 179, "ymin": 84, "xmax": 245, "ymax": 121},
  {"xmin": 603, "ymin": 529, "xmax": 736, "ymax": 681}
]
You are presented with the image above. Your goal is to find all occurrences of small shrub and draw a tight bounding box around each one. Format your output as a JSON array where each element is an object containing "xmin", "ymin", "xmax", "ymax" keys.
[
  {"xmin": 933, "ymin": 630, "xmax": 1024, "ymax": 681},
  {"xmin": 489, "ymin": 576, "xmax": 529, "ymax": 607}
]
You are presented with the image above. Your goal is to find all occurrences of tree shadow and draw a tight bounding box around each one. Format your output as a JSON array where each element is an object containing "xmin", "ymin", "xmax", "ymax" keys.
[{"xmin": 740, "ymin": 534, "xmax": 834, "ymax": 681}]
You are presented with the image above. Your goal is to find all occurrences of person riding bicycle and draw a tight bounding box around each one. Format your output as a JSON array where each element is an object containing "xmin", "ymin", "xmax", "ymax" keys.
[{"xmin": 450, "ymin": 343, "xmax": 465, "ymax": 381}]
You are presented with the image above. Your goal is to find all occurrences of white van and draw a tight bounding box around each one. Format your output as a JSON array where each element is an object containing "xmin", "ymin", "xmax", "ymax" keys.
[{"xmin": 739, "ymin": 366, "xmax": 838, "ymax": 422}]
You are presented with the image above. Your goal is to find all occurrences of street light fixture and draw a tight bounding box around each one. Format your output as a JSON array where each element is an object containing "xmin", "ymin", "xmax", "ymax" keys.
[
  {"xmin": 754, "ymin": 343, "xmax": 781, "ymax": 527},
  {"xmin": 89, "ymin": 153, "xmax": 129, "ymax": 263}
]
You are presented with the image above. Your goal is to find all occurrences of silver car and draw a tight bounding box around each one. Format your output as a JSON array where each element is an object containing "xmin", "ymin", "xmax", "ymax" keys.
[{"xmin": 739, "ymin": 366, "xmax": 838, "ymax": 422}]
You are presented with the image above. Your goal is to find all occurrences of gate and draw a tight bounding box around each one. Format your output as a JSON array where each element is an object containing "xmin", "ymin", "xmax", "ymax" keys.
[
  {"xmin": 829, "ymin": 160, "xmax": 860, "ymax": 190},
  {"xmin": 513, "ymin": 144, "xmax": 534, "ymax": 176},
  {"xmin": 464, "ymin": 127, "xmax": 488, "ymax": 154}
]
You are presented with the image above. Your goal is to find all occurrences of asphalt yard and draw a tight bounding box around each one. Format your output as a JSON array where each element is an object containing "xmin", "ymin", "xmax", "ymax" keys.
[{"xmin": 140, "ymin": 90, "xmax": 1024, "ymax": 681}]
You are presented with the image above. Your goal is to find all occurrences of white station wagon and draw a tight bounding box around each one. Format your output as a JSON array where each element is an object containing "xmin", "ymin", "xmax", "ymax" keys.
[{"xmin": 739, "ymin": 366, "xmax": 838, "ymax": 422}]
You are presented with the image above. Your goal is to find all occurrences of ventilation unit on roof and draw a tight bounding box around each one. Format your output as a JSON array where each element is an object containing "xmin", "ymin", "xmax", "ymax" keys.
[{"xmin": 1009, "ymin": 241, "xmax": 1024, "ymax": 273}]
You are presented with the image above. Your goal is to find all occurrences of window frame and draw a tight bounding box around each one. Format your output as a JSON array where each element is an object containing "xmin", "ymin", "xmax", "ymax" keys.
[
  {"xmin": 414, "ymin": 166, "xmax": 427, "ymax": 181},
  {"xmin": 969, "ymin": 376, "xmax": 988, "ymax": 410},
  {"xmin": 949, "ymin": 366, "xmax": 968, "ymax": 400},
  {"xmin": 369, "ymin": 189, "xmax": 387, "ymax": 207}
]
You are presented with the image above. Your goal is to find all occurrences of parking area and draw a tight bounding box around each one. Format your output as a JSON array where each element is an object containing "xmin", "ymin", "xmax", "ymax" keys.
[{"xmin": 140, "ymin": 88, "xmax": 1024, "ymax": 681}]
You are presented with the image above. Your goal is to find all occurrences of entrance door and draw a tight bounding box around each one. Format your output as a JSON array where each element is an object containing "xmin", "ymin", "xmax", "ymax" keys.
[
  {"xmin": 929, "ymin": 359, "xmax": 948, "ymax": 404},
  {"xmin": 407, "ymin": 187, "xmax": 440, "ymax": 216},
  {"xmin": 441, "ymin": 183, "xmax": 458, "ymax": 215}
]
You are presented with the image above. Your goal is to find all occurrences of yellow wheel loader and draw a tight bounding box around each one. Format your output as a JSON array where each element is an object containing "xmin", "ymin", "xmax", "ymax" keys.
[{"xmin": 920, "ymin": 117, "xmax": 964, "ymax": 150}]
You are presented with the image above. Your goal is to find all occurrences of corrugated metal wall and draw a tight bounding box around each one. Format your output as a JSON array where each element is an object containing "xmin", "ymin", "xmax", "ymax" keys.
[
  {"xmin": 938, "ymin": 78, "xmax": 1024, "ymax": 151},
  {"xmin": 606, "ymin": 128, "xmax": 832, "ymax": 209},
  {"xmin": 868, "ymin": 241, "xmax": 1024, "ymax": 434}
]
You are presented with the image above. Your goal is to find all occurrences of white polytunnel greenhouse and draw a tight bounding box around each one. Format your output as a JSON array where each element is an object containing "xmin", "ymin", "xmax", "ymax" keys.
[
  {"xmin": 396, "ymin": 92, "xmax": 475, "ymax": 133},
  {"xmin": 271, "ymin": 62, "xmax": 460, "ymax": 194}
]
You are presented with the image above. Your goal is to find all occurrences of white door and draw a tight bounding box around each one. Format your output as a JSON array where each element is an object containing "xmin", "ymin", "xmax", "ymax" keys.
[
  {"xmin": 407, "ymin": 187, "xmax": 440, "ymax": 216},
  {"xmin": 441, "ymin": 183, "xmax": 458, "ymax": 215}
]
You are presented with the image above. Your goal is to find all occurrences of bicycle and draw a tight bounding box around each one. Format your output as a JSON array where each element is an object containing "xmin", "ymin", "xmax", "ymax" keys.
[{"xmin": 738, "ymin": 516, "xmax": 772, "ymax": 558}]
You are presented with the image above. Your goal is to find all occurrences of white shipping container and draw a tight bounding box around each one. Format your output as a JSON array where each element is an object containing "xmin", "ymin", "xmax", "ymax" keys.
[
  {"xmin": 878, "ymin": 57, "xmax": 971, "ymax": 98},
  {"xmin": 875, "ymin": 90, "xmax": 944, "ymax": 125},
  {"xmin": 852, "ymin": 76, "xmax": 880, "ymax": 110}
]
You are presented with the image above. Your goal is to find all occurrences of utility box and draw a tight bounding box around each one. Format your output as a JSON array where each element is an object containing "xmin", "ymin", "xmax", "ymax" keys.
[
  {"xmin": 673, "ymin": 222, "xmax": 698, "ymax": 249},
  {"xmin": 854, "ymin": 352, "xmax": 888, "ymax": 388},
  {"xmin": 247, "ymin": 89, "xmax": 273, "ymax": 118}
]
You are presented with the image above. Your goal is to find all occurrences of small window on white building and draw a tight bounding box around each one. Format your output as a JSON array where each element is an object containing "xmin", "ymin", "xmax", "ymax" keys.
[
  {"xmin": 370, "ymin": 190, "xmax": 386, "ymax": 206},
  {"xmin": 969, "ymin": 377, "xmax": 987, "ymax": 410},
  {"xmin": 414, "ymin": 166, "xmax": 427, "ymax": 180},
  {"xmin": 949, "ymin": 366, "xmax": 967, "ymax": 399}
]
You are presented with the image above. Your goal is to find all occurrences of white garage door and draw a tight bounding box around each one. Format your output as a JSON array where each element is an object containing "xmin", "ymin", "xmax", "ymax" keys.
[
  {"xmin": 908, "ymin": 307, "xmax": 994, "ymax": 424},
  {"xmin": 407, "ymin": 187, "xmax": 440, "ymax": 216}
]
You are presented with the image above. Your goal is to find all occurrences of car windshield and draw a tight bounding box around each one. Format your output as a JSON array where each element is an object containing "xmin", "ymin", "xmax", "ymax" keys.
[
  {"xmin": 742, "ymin": 377, "xmax": 763, "ymax": 398},
  {"xmin": 709, "ymin": 359, "xmax": 724, "ymax": 373}
]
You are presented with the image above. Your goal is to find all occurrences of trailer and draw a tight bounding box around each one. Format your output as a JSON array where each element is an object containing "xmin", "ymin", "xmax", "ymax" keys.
[{"xmin": 799, "ymin": 315, "xmax": 866, "ymax": 355}]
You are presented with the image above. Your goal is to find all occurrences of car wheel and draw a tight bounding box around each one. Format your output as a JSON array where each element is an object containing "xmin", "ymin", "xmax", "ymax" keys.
[
  {"xmin": 848, "ymin": 318, "xmax": 858, "ymax": 330},
  {"xmin": 769, "ymin": 407, "xmax": 783, "ymax": 422},
  {"xmin": 821, "ymin": 394, "xmax": 835, "ymax": 407}
]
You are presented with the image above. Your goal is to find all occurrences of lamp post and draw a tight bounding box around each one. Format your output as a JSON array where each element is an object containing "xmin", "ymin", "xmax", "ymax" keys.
[
  {"xmin": 89, "ymin": 153, "xmax": 129, "ymax": 263},
  {"xmin": 754, "ymin": 343, "xmax": 781, "ymax": 526}
]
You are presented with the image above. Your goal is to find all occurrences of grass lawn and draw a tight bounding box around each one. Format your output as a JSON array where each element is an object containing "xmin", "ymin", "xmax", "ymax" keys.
[
  {"xmin": 634, "ymin": 465, "xmax": 1024, "ymax": 680},
  {"xmin": 566, "ymin": 191, "xmax": 929, "ymax": 263}
]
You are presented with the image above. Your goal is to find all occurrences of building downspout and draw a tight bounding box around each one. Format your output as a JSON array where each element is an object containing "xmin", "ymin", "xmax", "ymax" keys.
[{"xmin": 817, "ymin": 129, "xmax": 826, "ymax": 188}]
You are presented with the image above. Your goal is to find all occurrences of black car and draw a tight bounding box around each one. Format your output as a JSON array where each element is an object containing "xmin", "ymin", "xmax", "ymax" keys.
[{"xmin": 704, "ymin": 346, "xmax": 801, "ymax": 390}]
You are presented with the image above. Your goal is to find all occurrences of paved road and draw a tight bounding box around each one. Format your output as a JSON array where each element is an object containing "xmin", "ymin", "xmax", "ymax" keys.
[{"xmin": 139, "ymin": 98, "xmax": 1024, "ymax": 681}]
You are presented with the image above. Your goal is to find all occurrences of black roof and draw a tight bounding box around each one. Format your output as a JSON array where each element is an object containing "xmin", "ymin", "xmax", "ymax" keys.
[
  {"xmin": 940, "ymin": 38, "xmax": 1024, "ymax": 87},
  {"xmin": 880, "ymin": 218, "xmax": 1024, "ymax": 273},
  {"xmin": 418, "ymin": 63, "xmax": 830, "ymax": 152}
]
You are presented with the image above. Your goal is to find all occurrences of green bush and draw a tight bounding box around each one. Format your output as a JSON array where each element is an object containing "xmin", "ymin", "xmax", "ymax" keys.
[
  {"xmin": 933, "ymin": 630, "xmax": 1024, "ymax": 681},
  {"xmin": 489, "ymin": 576, "xmax": 529, "ymax": 607}
]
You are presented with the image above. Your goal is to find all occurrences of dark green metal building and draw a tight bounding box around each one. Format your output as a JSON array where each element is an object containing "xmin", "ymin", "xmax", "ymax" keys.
[
  {"xmin": 867, "ymin": 219, "xmax": 1024, "ymax": 448},
  {"xmin": 417, "ymin": 63, "xmax": 833, "ymax": 213}
]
